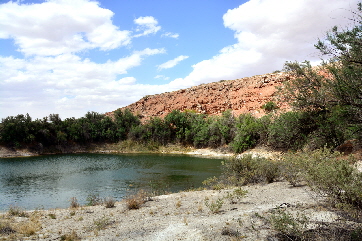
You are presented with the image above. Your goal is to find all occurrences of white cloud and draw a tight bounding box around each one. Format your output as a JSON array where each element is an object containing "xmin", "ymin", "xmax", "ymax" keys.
[
  {"xmin": 133, "ymin": 16, "xmax": 161, "ymax": 37},
  {"xmin": 0, "ymin": 0, "xmax": 131, "ymax": 56},
  {"xmin": 169, "ymin": 0, "xmax": 358, "ymax": 89},
  {"xmin": 154, "ymin": 75, "xmax": 170, "ymax": 80},
  {"xmin": 0, "ymin": 48, "xmax": 166, "ymax": 118},
  {"xmin": 157, "ymin": 55, "xmax": 189, "ymax": 71},
  {"xmin": 117, "ymin": 77, "xmax": 136, "ymax": 84},
  {"xmin": 1, "ymin": 0, "xmax": 359, "ymax": 119},
  {"xmin": 161, "ymin": 32, "xmax": 179, "ymax": 39}
]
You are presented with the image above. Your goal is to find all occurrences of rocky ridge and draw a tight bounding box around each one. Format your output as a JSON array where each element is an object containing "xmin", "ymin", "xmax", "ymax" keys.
[{"xmin": 107, "ymin": 72, "xmax": 292, "ymax": 120}]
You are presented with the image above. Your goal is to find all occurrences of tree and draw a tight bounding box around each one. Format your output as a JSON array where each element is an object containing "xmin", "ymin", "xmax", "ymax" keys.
[
  {"xmin": 283, "ymin": 3, "xmax": 362, "ymax": 112},
  {"xmin": 114, "ymin": 109, "xmax": 140, "ymax": 140},
  {"xmin": 281, "ymin": 3, "xmax": 362, "ymax": 142}
]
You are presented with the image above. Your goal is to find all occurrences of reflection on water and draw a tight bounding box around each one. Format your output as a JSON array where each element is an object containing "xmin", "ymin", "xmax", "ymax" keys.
[{"xmin": 0, "ymin": 153, "xmax": 221, "ymax": 210}]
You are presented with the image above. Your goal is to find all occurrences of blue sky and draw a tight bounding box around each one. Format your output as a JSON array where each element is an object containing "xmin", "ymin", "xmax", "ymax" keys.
[{"xmin": 0, "ymin": 0, "xmax": 358, "ymax": 119}]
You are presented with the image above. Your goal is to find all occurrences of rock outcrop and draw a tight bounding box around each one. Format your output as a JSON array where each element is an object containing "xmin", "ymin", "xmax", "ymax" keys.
[{"xmin": 107, "ymin": 72, "xmax": 293, "ymax": 120}]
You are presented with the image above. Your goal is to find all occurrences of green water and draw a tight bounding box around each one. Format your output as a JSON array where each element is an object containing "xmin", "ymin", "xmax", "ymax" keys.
[{"xmin": 0, "ymin": 153, "xmax": 222, "ymax": 210}]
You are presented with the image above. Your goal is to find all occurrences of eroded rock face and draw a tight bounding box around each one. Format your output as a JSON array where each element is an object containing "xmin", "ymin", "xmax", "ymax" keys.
[{"xmin": 107, "ymin": 72, "xmax": 292, "ymax": 120}]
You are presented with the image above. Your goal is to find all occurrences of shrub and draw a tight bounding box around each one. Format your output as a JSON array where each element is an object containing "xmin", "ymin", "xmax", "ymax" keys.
[
  {"xmin": 69, "ymin": 197, "xmax": 80, "ymax": 208},
  {"xmin": 204, "ymin": 197, "xmax": 224, "ymax": 214},
  {"xmin": 103, "ymin": 197, "xmax": 116, "ymax": 208},
  {"xmin": 231, "ymin": 114, "xmax": 262, "ymax": 153},
  {"xmin": 125, "ymin": 190, "xmax": 148, "ymax": 210},
  {"xmin": 92, "ymin": 216, "xmax": 112, "ymax": 231},
  {"xmin": 0, "ymin": 221, "xmax": 16, "ymax": 235},
  {"xmin": 60, "ymin": 231, "xmax": 80, "ymax": 241},
  {"xmin": 282, "ymin": 148, "xmax": 362, "ymax": 210},
  {"xmin": 224, "ymin": 188, "xmax": 248, "ymax": 204},
  {"xmin": 268, "ymin": 111, "xmax": 306, "ymax": 150},
  {"xmin": 262, "ymin": 101, "xmax": 279, "ymax": 112},
  {"xmin": 220, "ymin": 154, "xmax": 280, "ymax": 185},
  {"xmin": 8, "ymin": 205, "xmax": 28, "ymax": 217},
  {"xmin": 86, "ymin": 194, "xmax": 102, "ymax": 206},
  {"xmin": 268, "ymin": 208, "xmax": 309, "ymax": 240}
]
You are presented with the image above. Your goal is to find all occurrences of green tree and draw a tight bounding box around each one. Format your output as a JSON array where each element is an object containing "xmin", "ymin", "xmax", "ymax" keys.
[
  {"xmin": 114, "ymin": 109, "xmax": 141, "ymax": 141},
  {"xmin": 231, "ymin": 114, "xmax": 262, "ymax": 153},
  {"xmin": 281, "ymin": 3, "xmax": 362, "ymax": 143}
]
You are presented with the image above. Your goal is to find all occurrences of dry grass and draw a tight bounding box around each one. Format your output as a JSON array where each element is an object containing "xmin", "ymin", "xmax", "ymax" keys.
[
  {"xmin": 7, "ymin": 205, "xmax": 28, "ymax": 217},
  {"xmin": 125, "ymin": 190, "xmax": 148, "ymax": 210},
  {"xmin": 103, "ymin": 197, "xmax": 116, "ymax": 208},
  {"xmin": 60, "ymin": 230, "xmax": 81, "ymax": 241},
  {"xmin": 69, "ymin": 197, "xmax": 80, "ymax": 208}
]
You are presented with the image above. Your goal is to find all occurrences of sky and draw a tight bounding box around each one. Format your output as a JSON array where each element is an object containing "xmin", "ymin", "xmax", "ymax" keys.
[{"xmin": 0, "ymin": 0, "xmax": 359, "ymax": 120}]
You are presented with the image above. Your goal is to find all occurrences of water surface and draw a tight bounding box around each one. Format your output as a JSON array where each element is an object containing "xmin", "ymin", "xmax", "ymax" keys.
[{"xmin": 0, "ymin": 153, "xmax": 222, "ymax": 210}]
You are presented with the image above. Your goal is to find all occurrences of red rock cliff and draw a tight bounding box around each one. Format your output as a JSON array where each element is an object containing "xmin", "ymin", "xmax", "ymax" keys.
[{"xmin": 107, "ymin": 72, "xmax": 292, "ymax": 120}]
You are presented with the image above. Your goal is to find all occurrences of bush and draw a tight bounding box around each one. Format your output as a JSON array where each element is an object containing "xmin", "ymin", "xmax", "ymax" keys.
[
  {"xmin": 103, "ymin": 197, "xmax": 116, "ymax": 208},
  {"xmin": 268, "ymin": 111, "xmax": 306, "ymax": 150},
  {"xmin": 231, "ymin": 114, "xmax": 262, "ymax": 153},
  {"xmin": 86, "ymin": 194, "xmax": 102, "ymax": 206},
  {"xmin": 8, "ymin": 205, "xmax": 28, "ymax": 217},
  {"xmin": 262, "ymin": 101, "xmax": 279, "ymax": 112},
  {"xmin": 220, "ymin": 154, "xmax": 280, "ymax": 186},
  {"xmin": 69, "ymin": 197, "xmax": 80, "ymax": 208},
  {"xmin": 268, "ymin": 208, "xmax": 309, "ymax": 240},
  {"xmin": 0, "ymin": 221, "xmax": 16, "ymax": 235},
  {"xmin": 125, "ymin": 190, "xmax": 148, "ymax": 210},
  {"xmin": 204, "ymin": 197, "xmax": 224, "ymax": 214},
  {"xmin": 282, "ymin": 148, "xmax": 362, "ymax": 210}
]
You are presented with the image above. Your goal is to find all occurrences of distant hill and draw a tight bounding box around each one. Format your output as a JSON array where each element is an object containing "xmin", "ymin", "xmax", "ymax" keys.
[{"xmin": 107, "ymin": 72, "xmax": 292, "ymax": 120}]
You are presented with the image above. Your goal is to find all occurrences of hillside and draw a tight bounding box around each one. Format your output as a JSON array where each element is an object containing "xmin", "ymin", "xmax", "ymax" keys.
[{"xmin": 107, "ymin": 72, "xmax": 292, "ymax": 120}]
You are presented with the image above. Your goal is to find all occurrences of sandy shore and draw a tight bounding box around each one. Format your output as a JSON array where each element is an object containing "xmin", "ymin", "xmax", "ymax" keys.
[{"xmin": 1, "ymin": 181, "xmax": 340, "ymax": 241}]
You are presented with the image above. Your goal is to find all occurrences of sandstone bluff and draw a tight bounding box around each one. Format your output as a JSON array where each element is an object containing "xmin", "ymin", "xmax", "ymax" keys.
[{"xmin": 107, "ymin": 72, "xmax": 292, "ymax": 120}]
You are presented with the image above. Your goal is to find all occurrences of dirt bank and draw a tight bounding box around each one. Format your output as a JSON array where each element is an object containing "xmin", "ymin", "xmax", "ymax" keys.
[{"xmin": 1, "ymin": 181, "xmax": 344, "ymax": 241}]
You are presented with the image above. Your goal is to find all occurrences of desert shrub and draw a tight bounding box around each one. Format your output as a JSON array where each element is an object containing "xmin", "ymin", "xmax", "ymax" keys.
[
  {"xmin": 86, "ymin": 194, "xmax": 102, "ymax": 206},
  {"xmin": 69, "ymin": 197, "xmax": 80, "ymax": 208},
  {"xmin": 220, "ymin": 154, "xmax": 280, "ymax": 185},
  {"xmin": 283, "ymin": 148, "xmax": 362, "ymax": 210},
  {"xmin": 262, "ymin": 101, "xmax": 279, "ymax": 112},
  {"xmin": 202, "ymin": 176, "xmax": 226, "ymax": 190},
  {"xmin": 91, "ymin": 216, "xmax": 112, "ymax": 231},
  {"xmin": 60, "ymin": 231, "xmax": 80, "ymax": 241},
  {"xmin": 103, "ymin": 197, "xmax": 116, "ymax": 208},
  {"xmin": 224, "ymin": 188, "xmax": 248, "ymax": 204},
  {"xmin": 268, "ymin": 208, "xmax": 309, "ymax": 240},
  {"xmin": 8, "ymin": 205, "xmax": 28, "ymax": 217},
  {"xmin": 221, "ymin": 227, "xmax": 241, "ymax": 237},
  {"xmin": 204, "ymin": 197, "xmax": 224, "ymax": 214},
  {"xmin": 125, "ymin": 190, "xmax": 148, "ymax": 210},
  {"xmin": 0, "ymin": 221, "xmax": 16, "ymax": 235}
]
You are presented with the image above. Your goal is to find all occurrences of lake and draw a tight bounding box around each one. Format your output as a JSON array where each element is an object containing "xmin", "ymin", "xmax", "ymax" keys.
[{"xmin": 0, "ymin": 153, "xmax": 222, "ymax": 211}]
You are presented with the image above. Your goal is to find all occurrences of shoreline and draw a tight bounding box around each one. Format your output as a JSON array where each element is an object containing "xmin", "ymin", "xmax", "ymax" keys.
[
  {"xmin": 0, "ymin": 143, "xmax": 281, "ymax": 160},
  {"xmin": 1, "ymin": 181, "xmax": 334, "ymax": 241}
]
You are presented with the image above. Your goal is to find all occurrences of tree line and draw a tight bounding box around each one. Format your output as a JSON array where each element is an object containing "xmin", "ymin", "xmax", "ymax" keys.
[{"xmin": 1, "ymin": 3, "xmax": 361, "ymax": 154}]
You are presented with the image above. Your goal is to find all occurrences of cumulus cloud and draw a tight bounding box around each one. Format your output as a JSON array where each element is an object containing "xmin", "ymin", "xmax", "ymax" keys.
[
  {"xmin": 1, "ymin": 0, "xmax": 359, "ymax": 119},
  {"xmin": 0, "ymin": 47, "xmax": 166, "ymax": 118},
  {"xmin": 0, "ymin": 0, "xmax": 131, "ymax": 56},
  {"xmin": 117, "ymin": 77, "xmax": 135, "ymax": 85},
  {"xmin": 157, "ymin": 55, "xmax": 189, "ymax": 71},
  {"xmin": 169, "ymin": 0, "xmax": 358, "ymax": 89},
  {"xmin": 133, "ymin": 16, "xmax": 161, "ymax": 37}
]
